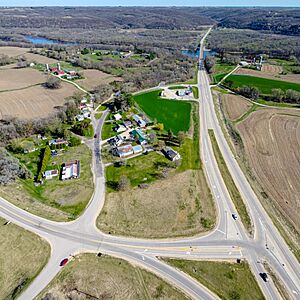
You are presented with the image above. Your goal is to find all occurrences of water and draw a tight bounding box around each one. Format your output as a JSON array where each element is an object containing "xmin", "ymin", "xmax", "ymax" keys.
[
  {"xmin": 181, "ymin": 48, "xmax": 216, "ymax": 59},
  {"xmin": 25, "ymin": 36, "xmax": 77, "ymax": 45}
]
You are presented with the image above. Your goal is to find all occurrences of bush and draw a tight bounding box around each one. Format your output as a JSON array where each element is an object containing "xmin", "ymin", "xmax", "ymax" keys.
[
  {"xmin": 44, "ymin": 76, "xmax": 62, "ymax": 89},
  {"xmin": 69, "ymin": 136, "xmax": 81, "ymax": 147}
]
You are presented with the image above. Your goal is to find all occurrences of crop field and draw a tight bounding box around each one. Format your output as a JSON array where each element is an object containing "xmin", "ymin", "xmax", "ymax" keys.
[
  {"xmin": 236, "ymin": 65, "xmax": 300, "ymax": 85},
  {"xmin": 165, "ymin": 259, "xmax": 264, "ymax": 300},
  {"xmin": 0, "ymin": 46, "xmax": 30, "ymax": 57},
  {"xmin": 0, "ymin": 82, "xmax": 77, "ymax": 119},
  {"xmin": 0, "ymin": 68, "xmax": 46, "ymax": 91},
  {"xmin": 0, "ymin": 217, "xmax": 50, "ymax": 300},
  {"xmin": 225, "ymin": 74, "xmax": 300, "ymax": 95},
  {"xmin": 221, "ymin": 93, "xmax": 252, "ymax": 121},
  {"xmin": 38, "ymin": 254, "xmax": 188, "ymax": 300},
  {"xmin": 23, "ymin": 52, "xmax": 59, "ymax": 64},
  {"xmin": 77, "ymin": 69, "xmax": 122, "ymax": 91},
  {"xmin": 134, "ymin": 90, "xmax": 192, "ymax": 134},
  {"xmin": 236, "ymin": 108, "xmax": 300, "ymax": 248},
  {"xmin": 98, "ymin": 169, "xmax": 215, "ymax": 238}
]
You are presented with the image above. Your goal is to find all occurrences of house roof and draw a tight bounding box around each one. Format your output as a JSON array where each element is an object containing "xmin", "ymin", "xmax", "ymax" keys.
[
  {"xmin": 132, "ymin": 129, "xmax": 146, "ymax": 141},
  {"xmin": 132, "ymin": 145, "xmax": 143, "ymax": 152}
]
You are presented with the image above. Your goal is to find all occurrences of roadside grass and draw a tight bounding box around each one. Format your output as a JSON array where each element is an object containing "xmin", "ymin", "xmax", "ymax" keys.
[
  {"xmin": 212, "ymin": 63, "xmax": 236, "ymax": 83},
  {"xmin": 2, "ymin": 144, "xmax": 93, "ymax": 221},
  {"xmin": 225, "ymin": 75, "xmax": 300, "ymax": 95},
  {"xmin": 134, "ymin": 90, "xmax": 192, "ymax": 134},
  {"xmin": 165, "ymin": 259, "xmax": 265, "ymax": 300},
  {"xmin": 0, "ymin": 217, "xmax": 50, "ymax": 300},
  {"xmin": 208, "ymin": 129, "xmax": 252, "ymax": 234},
  {"xmin": 192, "ymin": 86, "xmax": 199, "ymax": 99},
  {"xmin": 169, "ymin": 86, "xmax": 186, "ymax": 90},
  {"xmin": 38, "ymin": 254, "xmax": 188, "ymax": 300},
  {"xmin": 95, "ymin": 112, "xmax": 102, "ymax": 119},
  {"xmin": 105, "ymin": 152, "xmax": 170, "ymax": 192}
]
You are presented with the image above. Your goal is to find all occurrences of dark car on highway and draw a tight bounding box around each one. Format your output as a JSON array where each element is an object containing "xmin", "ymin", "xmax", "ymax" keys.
[
  {"xmin": 259, "ymin": 272, "xmax": 269, "ymax": 282},
  {"xmin": 60, "ymin": 258, "xmax": 69, "ymax": 267}
]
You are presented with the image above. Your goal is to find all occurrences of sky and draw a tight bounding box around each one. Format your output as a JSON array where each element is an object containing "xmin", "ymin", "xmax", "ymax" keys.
[{"xmin": 0, "ymin": 0, "xmax": 299, "ymax": 7}]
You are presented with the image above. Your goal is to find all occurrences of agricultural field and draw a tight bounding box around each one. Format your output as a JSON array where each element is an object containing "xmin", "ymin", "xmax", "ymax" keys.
[
  {"xmin": 23, "ymin": 52, "xmax": 59, "ymax": 64},
  {"xmin": 0, "ymin": 68, "xmax": 46, "ymax": 91},
  {"xmin": 236, "ymin": 108, "xmax": 300, "ymax": 250},
  {"xmin": 0, "ymin": 217, "xmax": 50, "ymax": 300},
  {"xmin": 134, "ymin": 90, "xmax": 192, "ymax": 134},
  {"xmin": 38, "ymin": 254, "xmax": 188, "ymax": 300},
  {"xmin": 225, "ymin": 74, "xmax": 300, "ymax": 95},
  {"xmin": 0, "ymin": 82, "xmax": 77, "ymax": 119},
  {"xmin": 211, "ymin": 62, "xmax": 236, "ymax": 83},
  {"xmin": 0, "ymin": 46, "xmax": 30, "ymax": 57},
  {"xmin": 236, "ymin": 64, "xmax": 300, "ymax": 85},
  {"xmin": 0, "ymin": 143, "xmax": 93, "ymax": 221},
  {"xmin": 165, "ymin": 259, "xmax": 264, "ymax": 300},
  {"xmin": 76, "ymin": 69, "xmax": 122, "ymax": 91}
]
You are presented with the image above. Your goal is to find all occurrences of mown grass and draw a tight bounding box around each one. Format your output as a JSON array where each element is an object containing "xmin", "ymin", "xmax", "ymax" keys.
[
  {"xmin": 225, "ymin": 75, "xmax": 300, "ymax": 95},
  {"xmin": 38, "ymin": 254, "xmax": 188, "ymax": 300},
  {"xmin": 169, "ymin": 86, "xmax": 186, "ymax": 90},
  {"xmin": 212, "ymin": 63, "xmax": 236, "ymax": 83},
  {"xmin": 165, "ymin": 259, "xmax": 265, "ymax": 300},
  {"xmin": 208, "ymin": 129, "xmax": 252, "ymax": 234},
  {"xmin": 192, "ymin": 86, "xmax": 199, "ymax": 99},
  {"xmin": 134, "ymin": 90, "xmax": 192, "ymax": 134},
  {"xmin": 0, "ymin": 217, "xmax": 50, "ymax": 300},
  {"xmin": 101, "ymin": 122, "xmax": 118, "ymax": 140}
]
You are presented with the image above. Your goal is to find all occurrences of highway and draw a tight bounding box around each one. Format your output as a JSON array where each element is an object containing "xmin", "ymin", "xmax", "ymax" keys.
[{"xmin": 0, "ymin": 27, "xmax": 299, "ymax": 299}]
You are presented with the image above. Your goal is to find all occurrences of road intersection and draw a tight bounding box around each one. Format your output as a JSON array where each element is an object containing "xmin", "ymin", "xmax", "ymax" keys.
[{"xmin": 0, "ymin": 28, "xmax": 299, "ymax": 299}]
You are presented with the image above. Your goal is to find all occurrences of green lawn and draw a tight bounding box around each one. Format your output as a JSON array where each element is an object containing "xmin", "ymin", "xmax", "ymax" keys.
[
  {"xmin": 105, "ymin": 152, "xmax": 171, "ymax": 192},
  {"xmin": 169, "ymin": 86, "xmax": 186, "ymax": 90},
  {"xmin": 225, "ymin": 75, "xmax": 300, "ymax": 95},
  {"xmin": 101, "ymin": 122, "xmax": 118, "ymax": 140},
  {"xmin": 192, "ymin": 86, "xmax": 199, "ymax": 99},
  {"xmin": 208, "ymin": 129, "xmax": 252, "ymax": 234},
  {"xmin": 165, "ymin": 259, "xmax": 265, "ymax": 300},
  {"xmin": 212, "ymin": 63, "xmax": 236, "ymax": 83},
  {"xmin": 134, "ymin": 90, "xmax": 192, "ymax": 134}
]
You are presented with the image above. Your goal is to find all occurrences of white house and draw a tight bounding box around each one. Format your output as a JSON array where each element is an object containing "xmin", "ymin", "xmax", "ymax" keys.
[
  {"xmin": 162, "ymin": 147, "xmax": 181, "ymax": 162},
  {"xmin": 115, "ymin": 124, "xmax": 127, "ymax": 133},
  {"xmin": 113, "ymin": 113, "xmax": 122, "ymax": 121},
  {"xmin": 43, "ymin": 169, "xmax": 59, "ymax": 180},
  {"xmin": 115, "ymin": 144, "xmax": 134, "ymax": 158},
  {"xmin": 133, "ymin": 114, "xmax": 146, "ymax": 127}
]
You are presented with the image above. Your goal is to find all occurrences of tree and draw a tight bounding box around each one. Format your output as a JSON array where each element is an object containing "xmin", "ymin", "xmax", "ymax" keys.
[
  {"xmin": 81, "ymin": 48, "xmax": 89, "ymax": 55},
  {"xmin": 271, "ymin": 89, "xmax": 285, "ymax": 102},
  {"xmin": 112, "ymin": 92, "xmax": 134, "ymax": 112},
  {"xmin": 238, "ymin": 85, "xmax": 259, "ymax": 100},
  {"xmin": 155, "ymin": 123, "xmax": 164, "ymax": 131},
  {"xmin": 204, "ymin": 56, "xmax": 216, "ymax": 74},
  {"xmin": 117, "ymin": 175, "xmax": 130, "ymax": 191},
  {"xmin": 167, "ymin": 129, "xmax": 174, "ymax": 140},
  {"xmin": 45, "ymin": 76, "xmax": 62, "ymax": 89},
  {"xmin": 177, "ymin": 131, "xmax": 186, "ymax": 145},
  {"xmin": 285, "ymin": 89, "xmax": 300, "ymax": 104}
]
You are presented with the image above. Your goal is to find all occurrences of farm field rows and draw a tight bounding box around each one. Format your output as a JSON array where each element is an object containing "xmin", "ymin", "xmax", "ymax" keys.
[
  {"xmin": 0, "ymin": 46, "xmax": 30, "ymax": 57},
  {"xmin": 0, "ymin": 82, "xmax": 77, "ymax": 119},
  {"xmin": 134, "ymin": 90, "xmax": 192, "ymax": 134},
  {"xmin": 0, "ymin": 217, "xmax": 50, "ymax": 300}
]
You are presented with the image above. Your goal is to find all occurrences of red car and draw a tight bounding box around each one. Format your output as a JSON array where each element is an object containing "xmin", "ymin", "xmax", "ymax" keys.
[{"xmin": 60, "ymin": 258, "xmax": 69, "ymax": 267}]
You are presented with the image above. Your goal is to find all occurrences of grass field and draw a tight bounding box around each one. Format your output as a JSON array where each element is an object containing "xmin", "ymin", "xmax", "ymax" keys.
[
  {"xmin": 38, "ymin": 254, "xmax": 188, "ymax": 300},
  {"xmin": 134, "ymin": 90, "xmax": 192, "ymax": 134},
  {"xmin": 225, "ymin": 75, "xmax": 300, "ymax": 95},
  {"xmin": 208, "ymin": 129, "xmax": 252, "ymax": 234},
  {"xmin": 212, "ymin": 63, "xmax": 236, "ymax": 83},
  {"xmin": 165, "ymin": 259, "xmax": 264, "ymax": 300},
  {"xmin": 101, "ymin": 121, "xmax": 118, "ymax": 140},
  {"xmin": 192, "ymin": 86, "xmax": 199, "ymax": 99},
  {"xmin": 0, "ymin": 144, "xmax": 93, "ymax": 221},
  {"xmin": 0, "ymin": 217, "xmax": 50, "ymax": 300}
]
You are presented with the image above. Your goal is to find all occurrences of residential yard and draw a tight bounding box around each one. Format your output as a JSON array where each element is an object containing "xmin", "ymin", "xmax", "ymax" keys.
[
  {"xmin": 208, "ymin": 129, "xmax": 252, "ymax": 235},
  {"xmin": 38, "ymin": 254, "xmax": 188, "ymax": 300},
  {"xmin": 98, "ymin": 169, "xmax": 215, "ymax": 238},
  {"xmin": 165, "ymin": 259, "xmax": 265, "ymax": 300},
  {"xmin": 0, "ymin": 143, "xmax": 93, "ymax": 221},
  {"xmin": 224, "ymin": 75, "xmax": 300, "ymax": 95},
  {"xmin": 0, "ymin": 217, "xmax": 50, "ymax": 300},
  {"xmin": 101, "ymin": 121, "xmax": 119, "ymax": 140},
  {"xmin": 134, "ymin": 90, "xmax": 192, "ymax": 134}
]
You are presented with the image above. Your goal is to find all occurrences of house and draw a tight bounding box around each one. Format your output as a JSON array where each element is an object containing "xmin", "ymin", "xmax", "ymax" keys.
[
  {"xmin": 43, "ymin": 169, "xmax": 59, "ymax": 180},
  {"xmin": 49, "ymin": 138, "xmax": 68, "ymax": 147},
  {"xmin": 114, "ymin": 124, "xmax": 126, "ymax": 133},
  {"xmin": 55, "ymin": 70, "xmax": 65, "ymax": 76},
  {"xmin": 61, "ymin": 160, "xmax": 80, "ymax": 180},
  {"xmin": 108, "ymin": 135, "xmax": 124, "ymax": 146},
  {"xmin": 132, "ymin": 145, "xmax": 143, "ymax": 154},
  {"xmin": 133, "ymin": 114, "xmax": 146, "ymax": 127},
  {"xmin": 239, "ymin": 61, "xmax": 249, "ymax": 67},
  {"xmin": 115, "ymin": 144, "xmax": 134, "ymax": 158},
  {"xmin": 113, "ymin": 113, "xmax": 122, "ymax": 121},
  {"xmin": 131, "ymin": 129, "xmax": 147, "ymax": 145},
  {"xmin": 162, "ymin": 147, "xmax": 181, "ymax": 161},
  {"xmin": 76, "ymin": 114, "xmax": 84, "ymax": 122},
  {"xmin": 123, "ymin": 120, "xmax": 132, "ymax": 129}
]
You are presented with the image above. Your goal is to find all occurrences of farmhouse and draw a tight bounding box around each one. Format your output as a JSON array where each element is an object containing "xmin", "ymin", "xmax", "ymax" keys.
[
  {"xmin": 43, "ymin": 169, "xmax": 59, "ymax": 180},
  {"xmin": 49, "ymin": 138, "xmax": 68, "ymax": 148},
  {"xmin": 114, "ymin": 144, "xmax": 134, "ymax": 158},
  {"xmin": 162, "ymin": 147, "xmax": 181, "ymax": 161},
  {"xmin": 133, "ymin": 114, "xmax": 146, "ymax": 127},
  {"xmin": 114, "ymin": 124, "xmax": 126, "ymax": 133},
  {"xmin": 131, "ymin": 129, "xmax": 147, "ymax": 145},
  {"xmin": 108, "ymin": 135, "xmax": 124, "ymax": 146},
  {"xmin": 61, "ymin": 160, "xmax": 80, "ymax": 180}
]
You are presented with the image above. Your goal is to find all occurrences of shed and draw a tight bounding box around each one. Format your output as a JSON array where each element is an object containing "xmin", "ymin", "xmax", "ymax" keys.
[{"xmin": 113, "ymin": 113, "xmax": 122, "ymax": 121}]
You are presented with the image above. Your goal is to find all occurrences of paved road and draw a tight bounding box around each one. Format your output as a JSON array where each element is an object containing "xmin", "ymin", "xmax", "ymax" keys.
[{"xmin": 0, "ymin": 27, "xmax": 299, "ymax": 299}]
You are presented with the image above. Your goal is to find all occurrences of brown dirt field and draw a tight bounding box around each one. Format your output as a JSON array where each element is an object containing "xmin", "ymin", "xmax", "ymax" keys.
[
  {"xmin": 97, "ymin": 170, "xmax": 215, "ymax": 238},
  {"xmin": 237, "ymin": 109, "xmax": 300, "ymax": 244},
  {"xmin": 77, "ymin": 69, "xmax": 122, "ymax": 91},
  {"xmin": 38, "ymin": 254, "xmax": 188, "ymax": 300},
  {"xmin": 221, "ymin": 93, "xmax": 252, "ymax": 121},
  {"xmin": 0, "ymin": 46, "xmax": 30, "ymax": 57},
  {"xmin": 0, "ymin": 68, "xmax": 47, "ymax": 91},
  {"xmin": 0, "ymin": 82, "xmax": 77, "ymax": 119},
  {"xmin": 236, "ymin": 65, "xmax": 300, "ymax": 84},
  {"xmin": 23, "ymin": 52, "xmax": 58, "ymax": 64}
]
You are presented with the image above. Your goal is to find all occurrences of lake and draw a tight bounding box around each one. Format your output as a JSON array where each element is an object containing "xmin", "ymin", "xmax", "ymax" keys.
[
  {"xmin": 181, "ymin": 49, "xmax": 216, "ymax": 59},
  {"xmin": 25, "ymin": 36, "xmax": 77, "ymax": 45}
]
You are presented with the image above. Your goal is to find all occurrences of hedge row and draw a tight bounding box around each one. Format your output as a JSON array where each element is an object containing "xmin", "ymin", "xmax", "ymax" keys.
[{"xmin": 36, "ymin": 145, "xmax": 51, "ymax": 182}]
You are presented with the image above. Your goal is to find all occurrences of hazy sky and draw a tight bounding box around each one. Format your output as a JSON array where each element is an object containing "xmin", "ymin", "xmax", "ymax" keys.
[{"xmin": 1, "ymin": 0, "xmax": 299, "ymax": 6}]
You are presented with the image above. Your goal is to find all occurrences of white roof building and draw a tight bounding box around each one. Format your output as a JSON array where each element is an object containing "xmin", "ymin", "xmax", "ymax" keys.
[{"xmin": 113, "ymin": 113, "xmax": 122, "ymax": 121}]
